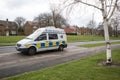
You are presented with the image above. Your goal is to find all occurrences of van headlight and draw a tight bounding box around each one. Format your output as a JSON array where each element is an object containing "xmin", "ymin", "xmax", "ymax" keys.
[{"xmin": 17, "ymin": 44, "xmax": 21, "ymax": 47}]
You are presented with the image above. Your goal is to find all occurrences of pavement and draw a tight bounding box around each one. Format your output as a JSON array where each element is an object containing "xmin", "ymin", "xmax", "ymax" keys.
[{"xmin": 0, "ymin": 44, "xmax": 120, "ymax": 79}]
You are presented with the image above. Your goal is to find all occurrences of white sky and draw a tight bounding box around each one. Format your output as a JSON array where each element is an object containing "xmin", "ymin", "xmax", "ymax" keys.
[{"xmin": 0, "ymin": 0, "xmax": 103, "ymax": 27}]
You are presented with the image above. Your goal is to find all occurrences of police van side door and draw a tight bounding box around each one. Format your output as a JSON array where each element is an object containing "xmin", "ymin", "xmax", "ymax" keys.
[
  {"xmin": 47, "ymin": 33, "xmax": 59, "ymax": 50},
  {"xmin": 35, "ymin": 33, "xmax": 48, "ymax": 51}
]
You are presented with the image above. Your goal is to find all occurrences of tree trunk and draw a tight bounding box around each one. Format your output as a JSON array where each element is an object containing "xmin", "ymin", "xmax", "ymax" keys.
[
  {"xmin": 103, "ymin": 18, "xmax": 112, "ymax": 64},
  {"xmin": 115, "ymin": 26, "xmax": 118, "ymax": 37}
]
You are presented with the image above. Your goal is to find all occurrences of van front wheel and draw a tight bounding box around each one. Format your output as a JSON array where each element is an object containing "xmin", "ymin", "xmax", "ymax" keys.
[
  {"xmin": 28, "ymin": 47, "xmax": 36, "ymax": 55},
  {"xmin": 58, "ymin": 45, "xmax": 64, "ymax": 51}
]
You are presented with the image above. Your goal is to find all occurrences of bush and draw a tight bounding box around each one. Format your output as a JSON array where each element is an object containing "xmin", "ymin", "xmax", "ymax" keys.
[{"xmin": 66, "ymin": 33, "xmax": 77, "ymax": 35}]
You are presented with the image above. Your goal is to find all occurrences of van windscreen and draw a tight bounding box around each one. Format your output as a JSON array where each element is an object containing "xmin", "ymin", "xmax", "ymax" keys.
[{"xmin": 26, "ymin": 29, "xmax": 42, "ymax": 40}]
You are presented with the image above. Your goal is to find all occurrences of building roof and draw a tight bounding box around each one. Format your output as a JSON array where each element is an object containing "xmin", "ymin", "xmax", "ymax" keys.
[
  {"xmin": 0, "ymin": 20, "xmax": 18, "ymax": 28},
  {"xmin": 26, "ymin": 21, "xmax": 38, "ymax": 27},
  {"xmin": 64, "ymin": 26, "xmax": 76, "ymax": 33}
]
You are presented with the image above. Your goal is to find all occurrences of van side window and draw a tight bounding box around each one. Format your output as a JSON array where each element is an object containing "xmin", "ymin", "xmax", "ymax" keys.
[
  {"xmin": 35, "ymin": 34, "xmax": 46, "ymax": 41},
  {"xmin": 60, "ymin": 35, "xmax": 63, "ymax": 38},
  {"xmin": 49, "ymin": 34, "xmax": 58, "ymax": 40}
]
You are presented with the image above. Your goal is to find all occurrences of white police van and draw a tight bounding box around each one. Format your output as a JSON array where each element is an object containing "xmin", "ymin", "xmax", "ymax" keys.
[{"xmin": 16, "ymin": 26, "xmax": 67, "ymax": 55}]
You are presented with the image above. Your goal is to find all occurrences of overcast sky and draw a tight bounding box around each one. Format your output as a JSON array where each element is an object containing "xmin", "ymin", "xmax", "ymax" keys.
[{"xmin": 0, "ymin": 0, "xmax": 103, "ymax": 27}]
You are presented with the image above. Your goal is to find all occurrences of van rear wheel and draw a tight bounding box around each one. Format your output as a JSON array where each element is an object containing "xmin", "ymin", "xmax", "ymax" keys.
[
  {"xmin": 58, "ymin": 45, "xmax": 64, "ymax": 51},
  {"xmin": 28, "ymin": 47, "xmax": 36, "ymax": 55}
]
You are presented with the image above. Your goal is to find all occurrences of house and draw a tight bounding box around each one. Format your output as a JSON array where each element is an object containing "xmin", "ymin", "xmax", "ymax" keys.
[
  {"xmin": 24, "ymin": 21, "xmax": 62, "ymax": 35},
  {"xmin": 64, "ymin": 26, "xmax": 82, "ymax": 35},
  {"xmin": 0, "ymin": 23, "xmax": 6, "ymax": 36},
  {"xmin": 0, "ymin": 19, "xmax": 18, "ymax": 36},
  {"xmin": 24, "ymin": 21, "xmax": 39, "ymax": 35},
  {"xmin": 64, "ymin": 26, "xmax": 76, "ymax": 33}
]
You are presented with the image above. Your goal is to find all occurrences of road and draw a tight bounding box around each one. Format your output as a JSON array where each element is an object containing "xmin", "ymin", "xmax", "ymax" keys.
[
  {"xmin": 0, "ymin": 40, "xmax": 120, "ymax": 54},
  {"xmin": 0, "ymin": 40, "xmax": 120, "ymax": 79},
  {"xmin": 0, "ymin": 46, "xmax": 88, "ymax": 79}
]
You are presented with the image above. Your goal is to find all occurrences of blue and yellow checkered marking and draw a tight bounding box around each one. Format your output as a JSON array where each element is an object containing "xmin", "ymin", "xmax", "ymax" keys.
[
  {"xmin": 45, "ymin": 42, "xmax": 49, "ymax": 47},
  {"xmin": 49, "ymin": 42, "xmax": 53, "ymax": 47},
  {"xmin": 36, "ymin": 43, "xmax": 41, "ymax": 48},
  {"xmin": 56, "ymin": 41, "xmax": 59, "ymax": 46},
  {"xmin": 28, "ymin": 40, "xmax": 67, "ymax": 49},
  {"xmin": 41, "ymin": 43, "xmax": 45, "ymax": 48}
]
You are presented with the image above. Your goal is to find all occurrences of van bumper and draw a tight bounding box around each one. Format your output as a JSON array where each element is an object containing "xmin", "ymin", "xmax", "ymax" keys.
[
  {"xmin": 16, "ymin": 47, "xmax": 28, "ymax": 52},
  {"xmin": 63, "ymin": 44, "xmax": 67, "ymax": 48}
]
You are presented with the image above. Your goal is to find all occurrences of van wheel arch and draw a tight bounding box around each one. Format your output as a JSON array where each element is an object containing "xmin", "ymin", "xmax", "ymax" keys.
[
  {"xmin": 58, "ymin": 45, "xmax": 64, "ymax": 51},
  {"xmin": 28, "ymin": 46, "xmax": 36, "ymax": 55}
]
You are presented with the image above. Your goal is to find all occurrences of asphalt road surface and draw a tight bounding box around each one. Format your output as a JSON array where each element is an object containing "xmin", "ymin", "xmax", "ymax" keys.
[
  {"xmin": 0, "ymin": 40, "xmax": 120, "ymax": 54},
  {"xmin": 0, "ymin": 40, "xmax": 120, "ymax": 79}
]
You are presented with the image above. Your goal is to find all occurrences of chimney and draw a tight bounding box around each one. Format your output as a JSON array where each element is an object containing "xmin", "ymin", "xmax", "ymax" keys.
[
  {"xmin": 6, "ymin": 18, "xmax": 8, "ymax": 22},
  {"xmin": 6, "ymin": 18, "xmax": 8, "ymax": 28}
]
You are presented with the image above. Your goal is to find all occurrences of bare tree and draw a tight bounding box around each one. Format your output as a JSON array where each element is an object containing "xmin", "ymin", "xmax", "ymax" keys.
[
  {"xmin": 15, "ymin": 17, "xmax": 26, "ymax": 27},
  {"xmin": 97, "ymin": 22, "xmax": 113, "ymax": 37},
  {"xmin": 15, "ymin": 17, "xmax": 26, "ymax": 32},
  {"xmin": 97, "ymin": 22, "xmax": 104, "ymax": 36},
  {"xmin": 108, "ymin": 23, "xmax": 113, "ymax": 37},
  {"xmin": 87, "ymin": 20, "xmax": 96, "ymax": 35},
  {"xmin": 64, "ymin": 0, "xmax": 119, "ymax": 64},
  {"xmin": 50, "ymin": 4, "xmax": 68, "ymax": 28},
  {"xmin": 52, "ymin": 13, "xmax": 68, "ymax": 28},
  {"xmin": 34, "ymin": 12, "xmax": 68, "ymax": 28},
  {"xmin": 110, "ymin": 11, "xmax": 120, "ymax": 37},
  {"xmin": 34, "ymin": 13, "xmax": 53, "ymax": 27}
]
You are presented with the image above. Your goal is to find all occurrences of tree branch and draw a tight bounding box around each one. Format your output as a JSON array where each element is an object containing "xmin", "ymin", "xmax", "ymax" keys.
[
  {"xmin": 74, "ymin": 0, "xmax": 102, "ymax": 10},
  {"xmin": 107, "ymin": 0, "xmax": 113, "ymax": 17},
  {"xmin": 64, "ymin": 1, "xmax": 78, "ymax": 9},
  {"xmin": 107, "ymin": 0, "xmax": 118, "ymax": 20}
]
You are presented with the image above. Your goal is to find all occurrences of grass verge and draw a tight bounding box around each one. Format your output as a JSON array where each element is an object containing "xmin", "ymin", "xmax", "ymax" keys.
[
  {"xmin": 1, "ymin": 49, "xmax": 120, "ymax": 80},
  {"xmin": 80, "ymin": 41, "xmax": 120, "ymax": 48},
  {"xmin": 67, "ymin": 35, "xmax": 105, "ymax": 42},
  {"xmin": 0, "ymin": 36, "xmax": 25, "ymax": 43},
  {"xmin": 0, "ymin": 43, "xmax": 16, "ymax": 46},
  {"xmin": 0, "ymin": 36, "xmax": 25, "ymax": 46},
  {"xmin": 0, "ymin": 35, "xmax": 120, "ymax": 46}
]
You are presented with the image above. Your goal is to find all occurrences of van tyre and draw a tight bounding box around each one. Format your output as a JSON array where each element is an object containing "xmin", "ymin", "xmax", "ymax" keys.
[
  {"xmin": 58, "ymin": 45, "xmax": 64, "ymax": 51},
  {"xmin": 21, "ymin": 51, "xmax": 28, "ymax": 55},
  {"xmin": 28, "ymin": 47, "xmax": 36, "ymax": 55}
]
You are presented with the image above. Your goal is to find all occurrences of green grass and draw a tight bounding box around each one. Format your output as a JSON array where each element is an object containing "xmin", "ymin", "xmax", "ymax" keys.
[
  {"xmin": 0, "ymin": 36, "xmax": 25, "ymax": 43},
  {"xmin": 0, "ymin": 35, "xmax": 120, "ymax": 46},
  {"xmin": 80, "ymin": 41, "xmax": 120, "ymax": 48},
  {"xmin": 1, "ymin": 49, "xmax": 120, "ymax": 80},
  {"xmin": 0, "ymin": 36, "xmax": 25, "ymax": 46},
  {"xmin": 67, "ymin": 35, "xmax": 120, "ymax": 42},
  {"xmin": 67, "ymin": 35, "xmax": 105, "ymax": 42},
  {"xmin": 0, "ymin": 43, "xmax": 16, "ymax": 46}
]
